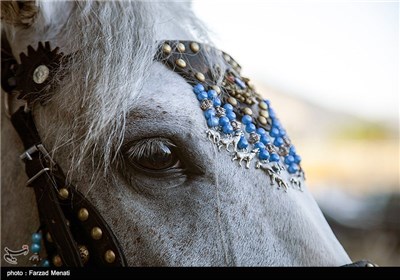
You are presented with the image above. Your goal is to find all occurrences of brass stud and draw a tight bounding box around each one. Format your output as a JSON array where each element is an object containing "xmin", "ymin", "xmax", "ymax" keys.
[
  {"xmin": 259, "ymin": 101, "xmax": 268, "ymax": 110},
  {"xmin": 211, "ymin": 85, "xmax": 221, "ymax": 94},
  {"xmin": 258, "ymin": 116, "xmax": 267, "ymax": 125},
  {"xmin": 177, "ymin": 42, "xmax": 186, "ymax": 53},
  {"xmin": 227, "ymin": 97, "xmax": 237, "ymax": 106},
  {"xmin": 78, "ymin": 208, "xmax": 89, "ymax": 222},
  {"xmin": 66, "ymin": 219, "xmax": 70, "ymax": 227},
  {"xmin": 104, "ymin": 250, "xmax": 116, "ymax": 263},
  {"xmin": 46, "ymin": 232, "xmax": 53, "ymax": 243},
  {"xmin": 175, "ymin": 58, "xmax": 186, "ymax": 68},
  {"xmin": 239, "ymin": 96, "xmax": 246, "ymax": 103},
  {"xmin": 246, "ymin": 98, "xmax": 254, "ymax": 105},
  {"xmin": 78, "ymin": 245, "xmax": 90, "ymax": 264},
  {"xmin": 33, "ymin": 65, "xmax": 50, "ymax": 84},
  {"xmin": 58, "ymin": 188, "xmax": 69, "ymax": 200},
  {"xmin": 91, "ymin": 227, "xmax": 103, "ymax": 240},
  {"xmin": 231, "ymin": 61, "xmax": 238, "ymax": 68},
  {"xmin": 195, "ymin": 72, "xmax": 205, "ymax": 82},
  {"xmin": 366, "ymin": 263, "xmax": 376, "ymax": 267},
  {"xmin": 243, "ymin": 108, "xmax": 253, "ymax": 116},
  {"xmin": 162, "ymin": 43, "xmax": 171, "ymax": 55},
  {"xmin": 190, "ymin": 42, "xmax": 200, "ymax": 53},
  {"xmin": 53, "ymin": 255, "xmax": 62, "ymax": 267},
  {"xmin": 260, "ymin": 110, "xmax": 269, "ymax": 118}
]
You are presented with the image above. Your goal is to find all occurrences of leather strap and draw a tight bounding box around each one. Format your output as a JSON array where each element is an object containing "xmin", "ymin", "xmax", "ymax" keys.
[{"xmin": 10, "ymin": 107, "xmax": 127, "ymax": 267}]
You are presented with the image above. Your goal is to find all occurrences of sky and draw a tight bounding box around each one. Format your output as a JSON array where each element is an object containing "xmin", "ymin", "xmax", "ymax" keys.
[{"xmin": 192, "ymin": 0, "xmax": 399, "ymax": 123}]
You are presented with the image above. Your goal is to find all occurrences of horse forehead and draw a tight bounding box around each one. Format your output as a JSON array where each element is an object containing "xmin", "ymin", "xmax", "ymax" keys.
[{"xmin": 131, "ymin": 63, "xmax": 200, "ymax": 119}]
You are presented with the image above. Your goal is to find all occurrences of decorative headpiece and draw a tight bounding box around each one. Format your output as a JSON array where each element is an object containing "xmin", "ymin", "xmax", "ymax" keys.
[
  {"xmin": 158, "ymin": 41, "xmax": 304, "ymax": 191},
  {"xmin": 15, "ymin": 42, "xmax": 63, "ymax": 104}
]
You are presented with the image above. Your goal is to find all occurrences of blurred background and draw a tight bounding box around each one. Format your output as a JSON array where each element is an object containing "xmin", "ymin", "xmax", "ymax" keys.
[{"xmin": 193, "ymin": 0, "xmax": 399, "ymax": 266}]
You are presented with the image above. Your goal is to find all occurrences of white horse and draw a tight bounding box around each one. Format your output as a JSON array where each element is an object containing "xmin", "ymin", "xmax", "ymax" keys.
[{"xmin": 1, "ymin": 1, "xmax": 351, "ymax": 266}]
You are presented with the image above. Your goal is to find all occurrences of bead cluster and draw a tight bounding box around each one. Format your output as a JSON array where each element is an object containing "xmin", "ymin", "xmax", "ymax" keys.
[
  {"xmin": 158, "ymin": 39, "xmax": 304, "ymax": 189},
  {"xmin": 193, "ymin": 80, "xmax": 304, "ymax": 190},
  {"xmin": 194, "ymin": 83, "xmax": 301, "ymax": 171},
  {"xmin": 29, "ymin": 232, "xmax": 50, "ymax": 267}
]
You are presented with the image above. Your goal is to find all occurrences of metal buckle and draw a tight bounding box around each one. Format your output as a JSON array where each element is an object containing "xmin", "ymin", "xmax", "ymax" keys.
[
  {"xmin": 19, "ymin": 145, "xmax": 38, "ymax": 161},
  {"xmin": 20, "ymin": 144, "xmax": 56, "ymax": 186},
  {"xmin": 26, "ymin": 168, "xmax": 51, "ymax": 186},
  {"xmin": 19, "ymin": 144, "xmax": 55, "ymax": 165}
]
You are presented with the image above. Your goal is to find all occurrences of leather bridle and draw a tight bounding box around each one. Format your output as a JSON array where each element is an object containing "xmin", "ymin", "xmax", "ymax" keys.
[{"xmin": 1, "ymin": 36, "xmax": 377, "ymax": 267}]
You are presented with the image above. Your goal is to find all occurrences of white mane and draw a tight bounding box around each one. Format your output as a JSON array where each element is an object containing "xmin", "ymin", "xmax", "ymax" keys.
[{"xmin": 38, "ymin": 1, "xmax": 219, "ymax": 188}]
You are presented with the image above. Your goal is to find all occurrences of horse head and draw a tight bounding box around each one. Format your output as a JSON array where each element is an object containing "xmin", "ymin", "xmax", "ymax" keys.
[{"xmin": 1, "ymin": 1, "xmax": 356, "ymax": 266}]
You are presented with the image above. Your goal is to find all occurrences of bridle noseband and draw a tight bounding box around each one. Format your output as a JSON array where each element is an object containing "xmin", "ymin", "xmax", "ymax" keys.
[{"xmin": 1, "ymin": 36, "xmax": 377, "ymax": 267}]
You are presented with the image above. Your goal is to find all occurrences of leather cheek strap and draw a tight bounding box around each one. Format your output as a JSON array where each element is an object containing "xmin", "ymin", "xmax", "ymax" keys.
[{"xmin": 11, "ymin": 106, "xmax": 127, "ymax": 267}]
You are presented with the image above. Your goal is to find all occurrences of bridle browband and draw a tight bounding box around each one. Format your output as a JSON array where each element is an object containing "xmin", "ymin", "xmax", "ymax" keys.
[{"xmin": 1, "ymin": 36, "xmax": 376, "ymax": 267}]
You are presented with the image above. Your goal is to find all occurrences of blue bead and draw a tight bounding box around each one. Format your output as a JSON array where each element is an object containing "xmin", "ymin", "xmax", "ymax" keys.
[
  {"xmin": 284, "ymin": 155, "xmax": 295, "ymax": 165},
  {"xmin": 245, "ymin": 123, "xmax": 256, "ymax": 133},
  {"xmin": 272, "ymin": 121, "xmax": 282, "ymax": 130},
  {"xmin": 269, "ymin": 108, "xmax": 276, "ymax": 119},
  {"xmin": 260, "ymin": 135, "xmax": 270, "ymax": 145},
  {"xmin": 241, "ymin": 115, "xmax": 252, "ymax": 125},
  {"xmin": 204, "ymin": 109, "xmax": 215, "ymax": 119},
  {"xmin": 289, "ymin": 146, "xmax": 296, "ymax": 155},
  {"xmin": 237, "ymin": 136, "xmax": 249, "ymax": 149},
  {"xmin": 219, "ymin": 116, "xmax": 230, "ymax": 126},
  {"xmin": 193, "ymin": 84, "xmax": 205, "ymax": 94},
  {"xmin": 258, "ymin": 148, "xmax": 270, "ymax": 160},
  {"xmin": 213, "ymin": 97, "xmax": 222, "ymax": 107},
  {"xmin": 235, "ymin": 77, "xmax": 246, "ymax": 89},
  {"xmin": 30, "ymin": 243, "xmax": 41, "ymax": 254},
  {"xmin": 269, "ymin": 153, "xmax": 280, "ymax": 162},
  {"xmin": 256, "ymin": 127, "xmax": 266, "ymax": 135},
  {"xmin": 197, "ymin": 91, "xmax": 208, "ymax": 101},
  {"xmin": 207, "ymin": 89, "xmax": 218, "ymax": 99},
  {"xmin": 226, "ymin": 111, "xmax": 236, "ymax": 121},
  {"xmin": 222, "ymin": 124, "xmax": 234, "ymax": 134},
  {"xmin": 270, "ymin": 127, "xmax": 280, "ymax": 138},
  {"xmin": 254, "ymin": 142, "xmax": 266, "ymax": 150},
  {"xmin": 279, "ymin": 129, "xmax": 286, "ymax": 137},
  {"xmin": 288, "ymin": 163, "xmax": 299, "ymax": 174},
  {"xmin": 207, "ymin": 117, "xmax": 219, "ymax": 127},
  {"xmin": 264, "ymin": 99, "xmax": 271, "ymax": 106},
  {"xmin": 294, "ymin": 154, "xmax": 302, "ymax": 164},
  {"xmin": 223, "ymin": 104, "xmax": 234, "ymax": 112},
  {"xmin": 32, "ymin": 233, "xmax": 42, "ymax": 244},
  {"xmin": 274, "ymin": 137, "xmax": 284, "ymax": 147},
  {"xmin": 41, "ymin": 259, "xmax": 50, "ymax": 267}
]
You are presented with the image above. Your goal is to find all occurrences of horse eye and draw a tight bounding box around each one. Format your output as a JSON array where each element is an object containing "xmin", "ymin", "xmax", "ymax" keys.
[{"xmin": 125, "ymin": 138, "xmax": 181, "ymax": 172}]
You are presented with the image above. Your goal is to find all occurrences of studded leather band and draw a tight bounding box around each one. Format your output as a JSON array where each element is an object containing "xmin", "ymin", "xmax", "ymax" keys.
[{"xmin": 10, "ymin": 107, "xmax": 127, "ymax": 267}]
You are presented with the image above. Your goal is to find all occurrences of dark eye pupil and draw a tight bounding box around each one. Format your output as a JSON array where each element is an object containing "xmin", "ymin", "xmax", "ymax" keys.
[{"xmin": 138, "ymin": 148, "xmax": 175, "ymax": 170}]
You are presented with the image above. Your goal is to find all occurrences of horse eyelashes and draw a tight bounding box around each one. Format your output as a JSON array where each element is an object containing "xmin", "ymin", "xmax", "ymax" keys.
[{"xmin": 124, "ymin": 138, "xmax": 181, "ymax": 172}]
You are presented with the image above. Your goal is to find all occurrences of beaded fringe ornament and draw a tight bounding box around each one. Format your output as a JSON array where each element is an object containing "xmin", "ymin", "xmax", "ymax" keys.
[{"xmin": 159, "ymin": 41, "xmax": 305, "ymax": 191}]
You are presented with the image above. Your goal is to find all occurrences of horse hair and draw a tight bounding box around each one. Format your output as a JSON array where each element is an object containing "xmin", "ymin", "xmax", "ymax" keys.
[{"xmin": 34, "ymin": 1, "xmax": 224, "ymax": 191}]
